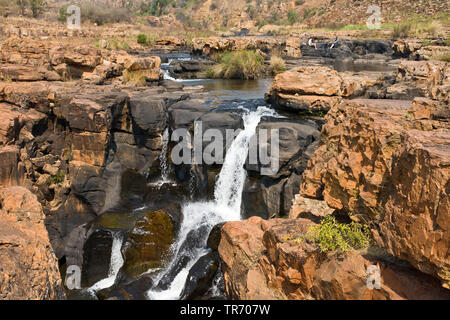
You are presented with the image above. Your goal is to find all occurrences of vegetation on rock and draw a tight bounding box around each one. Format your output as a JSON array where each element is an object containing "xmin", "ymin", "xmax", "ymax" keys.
[
  {"xmin": 206, "ymin": 50, "xmax": 265, "ymax": 80},
  {"xmin": 307, "ymin": 215, "xmax": 372, "ymax": 253}
]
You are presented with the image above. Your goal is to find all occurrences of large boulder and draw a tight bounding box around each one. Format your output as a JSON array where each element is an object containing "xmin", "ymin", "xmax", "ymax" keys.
[
  {"xmin": 265, "ymin": 66, "xmax": 386, "ymax": 113},
  {"xmin": 0, "ymin": 187, "xmax": 65, "ymax": 300}
]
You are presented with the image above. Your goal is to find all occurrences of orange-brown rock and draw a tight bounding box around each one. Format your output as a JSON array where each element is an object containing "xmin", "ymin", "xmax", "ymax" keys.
[
  {"xmin": 394, "ymin": 60, "xmax": 448, "ymax": 98},
  {"xmin": 299, "ymin": 98, "xmax": 450, "ymax": 287},
  {"xmin": 289, "ymin": 195, "xmax": 334, "ymax": 219},
  {"xmin": 219, "ymin": 217, "xmax": 450, "ymax": 300},
  {"xmin": 0, "ymin": 37, "xmax": 161, "ymax": 84},
  {"xmin": 266, "ymin": 66, "xmax": 385, "ymax": 112},
  {"xmin": 0, "ymin": 187, "xmax": 65, "ymax": 300}
]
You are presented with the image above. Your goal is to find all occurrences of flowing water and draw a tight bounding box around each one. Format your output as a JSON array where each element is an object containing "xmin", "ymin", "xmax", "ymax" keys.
[
  {"xmin": 147, "ymin": 106, "xmax": 278, "ymax": 300},
  {"xmin": 86, "ymin": 232, "xmax": 124, "ymax": 294}
]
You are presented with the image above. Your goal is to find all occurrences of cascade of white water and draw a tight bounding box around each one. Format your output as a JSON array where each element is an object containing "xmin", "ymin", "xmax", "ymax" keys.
[
  {"xmin": 87, "ymin": 233, "xmax": 124, "ymax": 293},
  {"xmin": 147, "ymin": 106, "xmax": 277, "ymax": 300},
  {"xmin": 160, "ymin": 128, "xmax": 170, "ymax": 182}
]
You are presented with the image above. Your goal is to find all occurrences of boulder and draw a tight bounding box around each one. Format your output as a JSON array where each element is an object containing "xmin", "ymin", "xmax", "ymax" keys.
[
  {"xmin": 180, "ymin": 251, "xmax": 220, "ymax": 300},
  {"xmin": 266, "ymin": 66, "xmax": 386, "ymax": 113},
  {"xmin": 122, "ymin": 209, "xmax": 175, "ymax": 279}
]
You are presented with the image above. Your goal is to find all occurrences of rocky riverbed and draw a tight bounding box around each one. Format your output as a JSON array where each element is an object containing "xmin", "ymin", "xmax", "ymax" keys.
[{"xmin": 0, "ymin": 31, "xmax": 449, "ymax": 300}]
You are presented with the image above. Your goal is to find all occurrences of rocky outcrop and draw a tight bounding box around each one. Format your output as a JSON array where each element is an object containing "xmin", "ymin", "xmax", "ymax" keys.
[
  {"xmin": 299, "ymin": 98, "xmax": 449, "ymax": 287},
  {"xmin": 267, "ymin": 60, "xmax": 449, "ymax": 113},
  {"xmin": 387, "ymin": 60, "xmax": 448, "ymax": 100},
  {"xmin": 0, "ymin": 187, "xmax": 65, "ymax": 300},
  {"xmin": 0, "ymin": 36, "xmax": 161, "ymax": 84},
  {"xmin": 219, "ymin": 216, "xmax": 450, "ymax": 300},
  {"xmin": 0, "ymin": 79, "xmax": 196, "ymax": 264},
  {"xmin": 265, "ymin": 65, "xmax": 387, "ymax": 113},
  {"xmin": 393, "ymin": 39, "xmax": 450, "ymax": 60},
  {"xmin": 192, "ymin": 37, "xmax": 302, "ymax": 58}
]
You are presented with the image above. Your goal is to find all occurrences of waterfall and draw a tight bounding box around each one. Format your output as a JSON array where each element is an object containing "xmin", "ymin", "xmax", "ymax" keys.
[
  {"xmin": 87, "ymin": 233, "xmax": 124, "ymax": 293},
  {"xmin": 160, "ymin": 128, "xmax": 171, "ymax": 183},
  {"xmin": 147, "ymin": 106, "xmax": 277, "ymax": 300}
]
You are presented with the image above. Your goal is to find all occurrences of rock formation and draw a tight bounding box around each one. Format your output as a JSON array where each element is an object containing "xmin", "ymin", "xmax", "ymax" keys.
[
  {"xmin": 0, "ymin": 187, "xmax": 65, "ymax": 299},
  {"xmin": 219, "ymin": 216, "xmax": 450, "ymax": 300}
]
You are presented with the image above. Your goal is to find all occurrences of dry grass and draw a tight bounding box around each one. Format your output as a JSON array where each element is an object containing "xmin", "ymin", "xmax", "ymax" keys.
[
  {"xmin": 122, "ymin": 70, "xmax": 148, "ymax": 86},
  {"xmin": 431, "ymin": 52, "xmax": 450, "ymax": 62},
  {"xmin": 269, "ymin": 56, "xmax": 286, "ymax": 75}
]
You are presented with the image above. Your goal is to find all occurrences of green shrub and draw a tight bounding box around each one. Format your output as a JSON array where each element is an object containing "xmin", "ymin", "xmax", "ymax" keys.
[
  {"xmin": 287, "ymin": 9, "xmax": 300, "ymax": 25},
  {"xmin": 307, "ymin": 215, "xmax": 372, "ymax": 253},
  {"xmin": 303, "ymin": 7, "xmax": 318, "ymax": 20},
  {"xmin": 47, "ymin": 172, "xmax": 65, "ymax": 185},
  {"xmin": 137, "ymin": 33, "xmax": 148, "ymax": 45},
  {"xmin": 29, "ymin": 0, "xmax": 44, "ymax": 17},
  {"xmin": 206, "ymin": 50, "xmax": 265, "ymax": 80}
]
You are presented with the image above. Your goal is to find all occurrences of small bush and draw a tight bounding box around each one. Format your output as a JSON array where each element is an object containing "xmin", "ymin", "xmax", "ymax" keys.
[
  {"xmin": 206, "ymin": 50, "xmax": 265, "ymax": 80},
  {"xmin": 307, "ymin": 215, "xmax": 372, "ymax": 253},
  {"xmin": 137, "ymin": 33, "xmax": 148, "ymax": 45},
  {"xmin": 269, "ymin": 56, "xmax": 286, "ymax": 75},
  {"xmin": 287, "ymin": 9, "xmax": 300, "ymax": 25},
  {"xmin": 47, "ymin": 172, "xmax": 65, "ymax": 185},
  {"xmin": 29, "ymin": 0, "xmax": 44, "ymax": 18}
]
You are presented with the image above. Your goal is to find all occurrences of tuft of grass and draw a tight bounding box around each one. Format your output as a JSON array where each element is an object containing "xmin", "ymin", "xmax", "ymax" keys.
[
  {"xmin": 269, "ymin": 56, "xmax": 286, "ymax": 75},
  {"xmin": 122, "ymin": 70, "xmax": 148, "ymax": 86},
  {"xmin": 392, "ymin": 23, "xmax": 414, "ymax": 38},
  {"xmin": 96, "ymin": 38, "xmax": 130, "ymax": 50},
  {"xmin": 206, "ymin": 50, "xmax": 265, "ymax": 80},
  {"xmin": 392, "ymin": 21, "xmax": 444, "ymax": 39},
  {"xmin": 431, "ymin": 52, "xmax": 450, "ymax": 62},
  {"xmin": 307, "ymin": 215, "xmax": 372, "ymax": 253}
]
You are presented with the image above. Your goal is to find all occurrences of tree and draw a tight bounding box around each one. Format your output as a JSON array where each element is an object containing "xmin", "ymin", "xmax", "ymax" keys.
[
  {"xmin": 15, "ymin": 0, "xmax": 27, "ymax": 15},
  {"xmin": 29, "ymin": 0, "xmax": 45, "ymax": 18}
]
